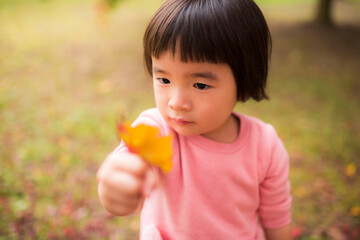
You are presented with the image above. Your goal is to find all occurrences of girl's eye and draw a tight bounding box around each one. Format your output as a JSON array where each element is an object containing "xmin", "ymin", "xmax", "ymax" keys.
[
  {"xmin": 158, "ymin": 78, "xmax": 170, "ymax": 84},
  {"xmin": 193, "ymin": 83, "xmax": 210, "ymax": 90}
]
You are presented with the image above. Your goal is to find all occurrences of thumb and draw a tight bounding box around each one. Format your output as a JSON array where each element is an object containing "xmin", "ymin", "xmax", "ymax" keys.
[{"xmin": 142, "ymin": 167, "xmax": 159, "ymax": 197}]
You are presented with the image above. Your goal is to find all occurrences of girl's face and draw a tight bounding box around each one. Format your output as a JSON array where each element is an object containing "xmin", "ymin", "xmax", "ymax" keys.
[{"xmin": 152, "ymin": 50, "xmax": 238, "ymax": 143}]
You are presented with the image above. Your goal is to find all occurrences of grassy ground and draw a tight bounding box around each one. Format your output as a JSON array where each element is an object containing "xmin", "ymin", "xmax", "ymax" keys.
[{"xmin": 0, "ymin": 0, "xmax": 359, "ymax": 239}]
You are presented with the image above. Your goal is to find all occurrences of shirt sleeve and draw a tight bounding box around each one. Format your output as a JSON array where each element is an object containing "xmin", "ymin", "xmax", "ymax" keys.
[{"xmin": 258, "ymin": 126, "xmax": 292, "ymax": 229}]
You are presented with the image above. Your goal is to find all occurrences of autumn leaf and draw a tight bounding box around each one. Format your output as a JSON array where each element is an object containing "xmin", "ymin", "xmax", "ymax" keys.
[
  {"xmin": 345, "ymin": 163, "xmax": 356, "ymax": 177},
  {"xmin": 116, "ymin": 121, "xmax": 172, "ymax": 173},
  {"xmin": 351, "ymin": 206, "xmax": 360, "ymax": 217}
]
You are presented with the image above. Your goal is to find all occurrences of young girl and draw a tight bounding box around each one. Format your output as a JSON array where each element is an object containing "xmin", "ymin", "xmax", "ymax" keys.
[{"xmin": 97, "ymin": 0, "xmax": 292, "ymax": 239}]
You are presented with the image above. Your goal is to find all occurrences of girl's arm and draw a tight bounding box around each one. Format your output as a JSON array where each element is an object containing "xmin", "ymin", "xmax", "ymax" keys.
[
  {"xmin": 264, "ymin": 224, "xmax": 292, "ymax": 240},
  {"xmin": 258, "ymin": 126, "xmax": 292, "ymax": 238}
]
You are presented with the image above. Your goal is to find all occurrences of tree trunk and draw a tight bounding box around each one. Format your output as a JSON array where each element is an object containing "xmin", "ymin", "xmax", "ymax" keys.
[{"xmin": 316, "ymin": 0, "xmax": 334, "ymax": 26}]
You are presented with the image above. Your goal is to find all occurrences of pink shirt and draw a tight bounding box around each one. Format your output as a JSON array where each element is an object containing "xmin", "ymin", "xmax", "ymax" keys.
[{"xmin": 115, "ymin": 108, "xmax": 291, "ymax": 240}]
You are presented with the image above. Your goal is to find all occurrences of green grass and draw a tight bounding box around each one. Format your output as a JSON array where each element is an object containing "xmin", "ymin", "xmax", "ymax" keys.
[{"xmin": 1, "ymin": 0, "xmax": 359, "ymax": 239}]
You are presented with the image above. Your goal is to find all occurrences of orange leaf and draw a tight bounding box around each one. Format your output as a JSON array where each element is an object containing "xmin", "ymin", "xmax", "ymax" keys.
[
  {"xmin": 351, "ymin": 206, "xmax": 360, "ymax": 217},
  {"xmin": 345, "ymin": 163, "xmax": 356, "ymax": 177},
  {"xmin": 116, "ymin": 121, "xmax": 172, "ymax": 173}
]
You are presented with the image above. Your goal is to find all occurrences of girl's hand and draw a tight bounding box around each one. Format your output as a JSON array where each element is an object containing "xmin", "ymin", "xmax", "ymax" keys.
[{"xmin": 97, "ymin": 152, "xmax": 158, "ymax": 216}]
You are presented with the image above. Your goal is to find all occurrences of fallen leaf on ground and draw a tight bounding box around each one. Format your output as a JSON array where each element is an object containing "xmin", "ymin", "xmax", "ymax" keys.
[
  {"xmin": 351, "ymin": 206, "xmax": 360, "ymax": 217},
  {"xmin": 345, "ymin": 163, "xmax": 356, "ymax": 177}
]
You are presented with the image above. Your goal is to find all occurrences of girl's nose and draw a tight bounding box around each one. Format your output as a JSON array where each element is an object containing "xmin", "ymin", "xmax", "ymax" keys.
[{"xmin": 168, "ymin": 89, "xmax": 191, "ymax": 111}]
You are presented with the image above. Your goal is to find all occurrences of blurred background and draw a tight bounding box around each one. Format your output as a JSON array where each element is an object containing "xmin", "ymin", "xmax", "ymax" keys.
[{"xmin": 0, "ymin": 0, "xmax": 359, "ymax": 239}]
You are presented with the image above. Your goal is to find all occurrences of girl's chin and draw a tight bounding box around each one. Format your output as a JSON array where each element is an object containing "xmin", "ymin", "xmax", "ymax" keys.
[{"xmin": 170, "ymin": 125, "xmax": 199, "ymax": 136}]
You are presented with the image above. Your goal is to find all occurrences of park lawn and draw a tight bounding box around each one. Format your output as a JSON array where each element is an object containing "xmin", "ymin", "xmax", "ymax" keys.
[{"xmin": 0, "ymin": 0, "xmax": 359, "ymax": 239}]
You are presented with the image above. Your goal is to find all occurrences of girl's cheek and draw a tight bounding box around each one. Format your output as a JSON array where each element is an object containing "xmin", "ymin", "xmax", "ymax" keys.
[{"xmin": 155, "ymin": 91, "xmax": 167, "ymax": 105}]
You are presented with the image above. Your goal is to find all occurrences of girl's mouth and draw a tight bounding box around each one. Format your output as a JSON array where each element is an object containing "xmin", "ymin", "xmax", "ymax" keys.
[{"xmin": 170, "ymin": 117, "xmax": 192, "ymax": 126}]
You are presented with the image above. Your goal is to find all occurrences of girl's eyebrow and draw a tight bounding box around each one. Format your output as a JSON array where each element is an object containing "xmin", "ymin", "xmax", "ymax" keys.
[
  {"xmin": 152, "ymin": 67, "xmax": 167, "ymax": 74},
  {"xmin": 189, "ymin": 72, "xmax": 218, "ymax": 81},
  {"xmin": 153, "ymin": 67, "xmax": 218, "ymax": 81}
]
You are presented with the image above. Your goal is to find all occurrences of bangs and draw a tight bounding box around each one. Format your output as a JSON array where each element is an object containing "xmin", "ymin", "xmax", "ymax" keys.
[{"xmin": 144, "ymin": 0, "xmax": 232, "ymax": 73}]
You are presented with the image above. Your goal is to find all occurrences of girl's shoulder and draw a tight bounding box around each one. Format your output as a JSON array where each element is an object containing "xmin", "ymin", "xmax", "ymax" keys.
[
  {"xmin": 237, "ymin": 113, "xmax": 289, "ymax": 181},
  {"xmin": 236, "ymin": 113, "xmax": 279, "ymax": 141}
]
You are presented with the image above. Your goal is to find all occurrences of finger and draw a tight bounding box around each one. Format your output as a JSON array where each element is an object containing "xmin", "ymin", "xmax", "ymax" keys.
[
  {"xmin": 97, "ymin": 153, "xmax": 113, "ymax": 184},
  {"xmin": 142, "ymin": 167, "xmax": 159, "ymax": 197},
  {"xmin": 101, "ymin": 170, "xmax": 143, "ymax": 197},
  {"xmin": 111, "ymin": 152, "xmax": 148, "ymax": 178},
  {"xmin": 99, "ymin": 180, "xmax": 142, "ymax": 204},
  {"xmin": 98, "ymin": 172, "xmax": 143, "ymax": 206},
  {"xmin": 98, "ymin": 183, "xmax": 141, "ymax": 215}
]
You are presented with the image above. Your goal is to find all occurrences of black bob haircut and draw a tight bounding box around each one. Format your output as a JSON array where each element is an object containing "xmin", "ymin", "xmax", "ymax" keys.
[{"xmin": 143, "ymin": 0, "xmax": 272, "ymax": 102}]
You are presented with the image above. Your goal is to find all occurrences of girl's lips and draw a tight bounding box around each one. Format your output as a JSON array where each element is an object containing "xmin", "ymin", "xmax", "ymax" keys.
[{"xmin": 170, "ymin": 117, "xmax": 192, "ymax": 126}]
